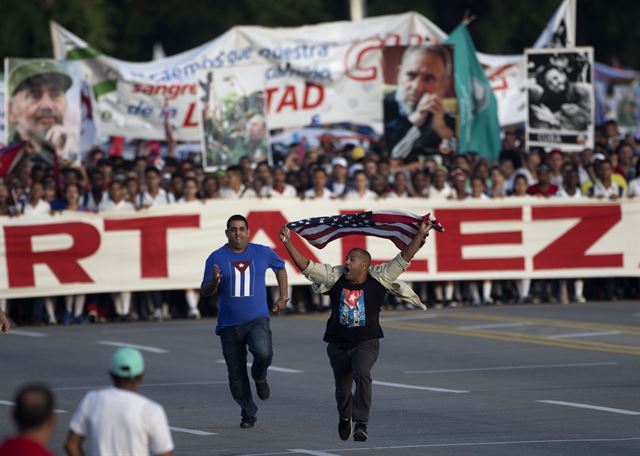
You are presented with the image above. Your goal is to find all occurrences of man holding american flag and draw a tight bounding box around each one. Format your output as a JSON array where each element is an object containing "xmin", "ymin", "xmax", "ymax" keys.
[{"xmin": 279, "ymin": 218, "xmax": 433, "ymax": 442}]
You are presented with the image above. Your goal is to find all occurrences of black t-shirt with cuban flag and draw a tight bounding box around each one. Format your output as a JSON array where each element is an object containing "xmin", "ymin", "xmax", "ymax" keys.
[{"xmin": 323, "ymin": 273, "xmax": 387, "ymax": 348}]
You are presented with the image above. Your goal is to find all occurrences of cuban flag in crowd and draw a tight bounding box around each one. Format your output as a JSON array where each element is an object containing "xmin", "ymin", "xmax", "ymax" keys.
[
  {"xmin": 230, "ymin": 260, "xmax": 254, "ymax": 297},
  {"xmin": 340, "ymin": 289, "xmax": 365, "ymax": 328}
]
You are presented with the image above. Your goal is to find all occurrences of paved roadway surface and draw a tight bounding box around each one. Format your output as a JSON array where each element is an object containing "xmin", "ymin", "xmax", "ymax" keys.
[{"xmin": 1, "ymin": 301, "xmax": 639, "ymax": 455}]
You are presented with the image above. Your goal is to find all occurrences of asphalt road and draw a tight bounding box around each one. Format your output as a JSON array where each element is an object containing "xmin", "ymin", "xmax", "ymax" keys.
[{"xmin": 1, "ymin": 300, "xmax": 639, "ymax": 455}]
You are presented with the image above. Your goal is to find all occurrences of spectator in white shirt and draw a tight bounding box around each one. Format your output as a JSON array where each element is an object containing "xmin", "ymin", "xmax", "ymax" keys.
[
  {"xmin": 387, "ymin": 172, "xmax": 411, "ymax": 199},
  {"xmin": 21, "ymin": 182, "xmax": 51, "ymax": 216},
  {"xmin": 555, "ymin": 167, "xmax": 583, "ymax": 199},
  {"xmin": 65, "ymin": 348, "xmax": 173, "ymax": 456},
  {"xmin": 588, "ymin": 159, "xmax": 625, "ymax": 199},
  {"xmin": 345, "ymin": 170, "xmax": 377, "ymax": 200},
  {"xmin": 410, "ymin": 171, "xmax": 430, "ymax": 198},
  {"xmin": 99, "ymin": 181, "xmax": 135, "ymax": 321},
  {"xmin": 429, "ymin": 167, "xmax": 456, "ymax": 200},
  {"xmin": 138, "ymin": 166, "xmax": 175, "ymax": 208},
  {"xmin": 220, "ymin": 166, "xmax": 257, "ymax": 199},
  {"xmin": 83, "ymin": 171, "xmax": 108, "ymax": 212},
  {"xmin": 261, "ymin": 167, "xmax": 297, "ymax": 199},
  {"xmin": 626, "ymin": 162, "xmax": 640, "ymax": 198},
  {"xmin": 328, "ymin": 157, "xmax": 350, "ymax": 197},
  {"xmin": 303, "ymin": 168, "xmax": 334, "ymax": 200}
]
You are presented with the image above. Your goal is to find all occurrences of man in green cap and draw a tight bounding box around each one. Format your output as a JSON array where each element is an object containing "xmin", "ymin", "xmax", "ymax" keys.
[
  {"xmin": 8, "ymin": 59, "xmax": 77, "ymax": 162},
  {"xmin": 64, "ymin": 347, "xmax": 174, "ymax": 456}
]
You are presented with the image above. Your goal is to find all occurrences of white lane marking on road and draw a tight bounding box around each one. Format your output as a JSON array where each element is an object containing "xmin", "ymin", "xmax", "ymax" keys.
[
  {"xmin": 459, "ymin": 322, "xmax": 531, "ymax": 330},
  {"xmin": 372, "ymin": 380, "xmax": 468, "ymax": 394},
  {"xmin": 288, "ymin": 450, "xmax": 343, "ymax": 456},
  {"xmin": 8, "ymin": 330, "xmax": 47, "ymax": 337},
  {"xmin": 216, "ymin": 359, "xmax": 304, "ymax": 373},
  {"xmin": 97, "ymin": 340, "xmax": 168, "ymax": 353},
  {"xmin": 0, "ymin": 400, "xmax": 67, "ymax": 413},
  {"xmin": 169, "ymin": 426, "xmax": 217, "ymax": 436},
  {"xmin": 538, "ymin": 400, "xmax": 640, "ymax": 416},
  {"xmin": 546, "ymin": 330, "xmax": 621, "ymax": 339},
  {"xmin": 54, "ymin": 381, "xmax": 228, "ymax": 391},
  {"xmin": 239, "ymin": 437, "xmax": 640, "ymax": 455},
  {"xmin": 405, "ymin": 361, "xmax": 620, "ymax": 374},
  {"xmin": 380, "ymin": 314, "xmax": 440, "ymax": 321}
]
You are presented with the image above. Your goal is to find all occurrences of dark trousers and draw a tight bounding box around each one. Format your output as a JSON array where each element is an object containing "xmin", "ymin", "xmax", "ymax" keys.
[
  {"xmin": 327, "ymin": 338, "xmax": 379, "ymax": 424},
  {"xmin": 219, "ymin": 316, "xmax": 273, "ymax": 419}
]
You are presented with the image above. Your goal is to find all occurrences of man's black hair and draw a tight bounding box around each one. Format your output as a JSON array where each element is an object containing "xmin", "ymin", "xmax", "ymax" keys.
[
  {"xmin": 348, "ymin": 247, "xmax": 372, "ymax": 265},
  {"xmin": 226, "ymin": 214, "xmax": 249, "ymax": 230},
  {"xmin": 13, "ymin": 384, "xmax": 54, "ymax": 433},
  {"xmin": 145, "ymin": 166, "xmax": 160, "ymax": 176}
]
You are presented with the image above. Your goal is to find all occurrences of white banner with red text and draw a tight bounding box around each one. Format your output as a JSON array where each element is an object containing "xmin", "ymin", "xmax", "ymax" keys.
[
  {"xmin": 1, "ymin": 198, "xmax": 636, "ymax": 299},
  {"xmin": 49, "ymin": 4, "xmax": 575, "ymax": 143}
]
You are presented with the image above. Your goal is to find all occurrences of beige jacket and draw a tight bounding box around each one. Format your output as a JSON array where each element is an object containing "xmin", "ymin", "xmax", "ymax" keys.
[{"xmin": 301, "ymin": 253, "xmax": 426, "ymax": 310}]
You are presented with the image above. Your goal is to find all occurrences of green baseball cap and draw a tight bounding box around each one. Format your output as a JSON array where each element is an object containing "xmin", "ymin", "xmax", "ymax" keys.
[
  {"xmin": 9, "ymin": 59, "xmax": 73, "ymax": 96},
  {"xmin": 110, "ymin": 347, "xmax": 145, "ymax": 379}
]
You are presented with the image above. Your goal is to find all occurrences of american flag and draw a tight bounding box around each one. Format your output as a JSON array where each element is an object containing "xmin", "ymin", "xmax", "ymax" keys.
[{"xmin": 287, "ymin": 210, "xmax": 444, "ymax": 250}]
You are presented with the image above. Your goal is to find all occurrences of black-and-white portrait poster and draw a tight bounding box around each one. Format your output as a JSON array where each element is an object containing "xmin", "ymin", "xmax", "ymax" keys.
[{"xmin": 525, "ymin": 47, "xmax": 594, "ymax": 152}]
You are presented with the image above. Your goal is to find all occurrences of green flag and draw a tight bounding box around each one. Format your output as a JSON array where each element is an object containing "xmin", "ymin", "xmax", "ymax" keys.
[{"xmin": 445, "ymin": 23, "xmax": 501, "ymax": 160}]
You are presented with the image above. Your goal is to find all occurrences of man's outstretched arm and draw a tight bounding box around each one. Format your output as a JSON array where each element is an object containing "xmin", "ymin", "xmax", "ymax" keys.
[
  {"xmin": 279, "ymin": 226, "xmax": 310, "ymax": 271},
  {"xmin": 401, "ymin": 220, "xmax": 433, "ymax": 262}
]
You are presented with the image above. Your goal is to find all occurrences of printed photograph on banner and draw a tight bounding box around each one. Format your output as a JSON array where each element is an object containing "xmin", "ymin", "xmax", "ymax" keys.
[
  {"xmin": 198, "ymin": 66, "xmax": 269, "ymax": 171},
  {"xmin": 595, "ymin": 72, "xmax": 640, "ymax": 136},
  {"xmin": 5, "ymin": 58, "xmax": 81, "ymax": 165},
  {"xmin": 525, "ymin": 47, "xmax": 594, "ymax": 151},
  {"xmin": 382, "ymin": 44, "xmax": 456, "ymax": 162}
]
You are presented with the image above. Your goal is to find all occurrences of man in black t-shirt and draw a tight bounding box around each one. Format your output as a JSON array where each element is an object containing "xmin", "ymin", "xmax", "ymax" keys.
[{"xmin": 280, "ymin": 221, "xmax": 432, "ymax": 442}]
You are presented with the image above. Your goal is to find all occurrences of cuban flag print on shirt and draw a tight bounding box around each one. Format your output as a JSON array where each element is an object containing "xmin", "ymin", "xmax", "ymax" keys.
[
  {"xmin": 230, "ymin": 260, "xmax": 255, "ymax": 297},
  {"xmin": 339, "ymin": 289, "xmax": 365, "ymax": 328}
]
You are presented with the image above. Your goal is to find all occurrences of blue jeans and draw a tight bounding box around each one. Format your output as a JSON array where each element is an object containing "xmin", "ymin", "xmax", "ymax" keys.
[{"xmin": 218, "ymin": 316, "xmax": 273, "ymax": 419}]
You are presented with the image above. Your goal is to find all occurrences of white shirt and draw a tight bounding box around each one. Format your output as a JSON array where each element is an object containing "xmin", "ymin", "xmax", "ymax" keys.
[
  {"xmin": 69, "ymin": 386, "xmax": 174, "ymax": 456},
  {"xmin": 466, "ymin": 193, "xmax": 489, "ymax": 200},
  {"xmin": 555, "ymin": 187, "xmax": 584, "ymax": 199},
  {"xmin": 22, "ymin": 199, "xmax": 51, "ymax": 215},
  {"xmin": 345, "ymin": 189, "xmax": 377, "ymax": 200},
  {"xmin": 99, "ymin": 199, "xmax": 135, "ymax": 212},
  {"xmin": 261, "ymin": 184, "xmax": 297, "ymax": 198},
  {"xmin": 627, "ymin": 178, "xmax": 640, "ymax": 198},
  {"xmin": 138, "ymin": 189, "xmax": 175, "ymax": 207},
  {"xmin": 220, "ymin": 185, "xmax": 257, "ymax": 199},
  {"xmin": 429, "ymin": 183, "xmax": 456, "ymax": 200},
  {"xmin": 385, "ymin": 190, "xmax": 410, "ymax": 199},
  {"xmin": 590, "ymin": 180, "xmax": 624, "ymax": 198},
  {"xmin": 84, "ymin": 191, "xmax": 109, "ymax": 212},
  {"xmin": 303, "ymin": 188, "xmax": 334, "ymax": 200}
]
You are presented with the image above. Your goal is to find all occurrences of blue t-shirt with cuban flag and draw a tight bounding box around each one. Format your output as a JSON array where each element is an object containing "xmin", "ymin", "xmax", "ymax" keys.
[{"xmin": 202, "ymin": 243, "xmax": 285, "ymax": 333}]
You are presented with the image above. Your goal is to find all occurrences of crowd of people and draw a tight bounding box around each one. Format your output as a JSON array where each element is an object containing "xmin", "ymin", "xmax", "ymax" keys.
[{"xmin": 1, "ymin": 118, "xmax": 639, "ymax": 326}]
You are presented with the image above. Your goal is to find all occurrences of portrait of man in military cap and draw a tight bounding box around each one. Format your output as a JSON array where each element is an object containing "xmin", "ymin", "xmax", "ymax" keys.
[{"xmin": 7, "ymin": 59, "xmax": 80, "ymax": 163}]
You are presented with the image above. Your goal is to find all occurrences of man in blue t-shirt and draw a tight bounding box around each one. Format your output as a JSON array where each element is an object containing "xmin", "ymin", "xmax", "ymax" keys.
[{"xmin": 201, "ymin": 214, "xmax": 288, "ymax": 429}]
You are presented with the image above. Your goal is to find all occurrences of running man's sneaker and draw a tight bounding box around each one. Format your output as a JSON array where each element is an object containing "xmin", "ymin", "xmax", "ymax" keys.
[
  {"xmin": 353, "ymin": 422, "xmax": 367, "ymax": 441},
  {"xmin": 338, "ymin": 417, "xmax": 352, "ymax": 441},
  {"xmin": 256, "ymin": 380, "xmax": 270, "ymax": 400},
  {"xmin": 240, "ymin": 416, "xmax": 257, "ymax": 428}
]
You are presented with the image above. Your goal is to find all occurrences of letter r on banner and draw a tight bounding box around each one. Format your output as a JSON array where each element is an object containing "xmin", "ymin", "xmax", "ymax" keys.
[{"xmin": 4, "ymin": 223, "xmax": 101, "ymax": 287}]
